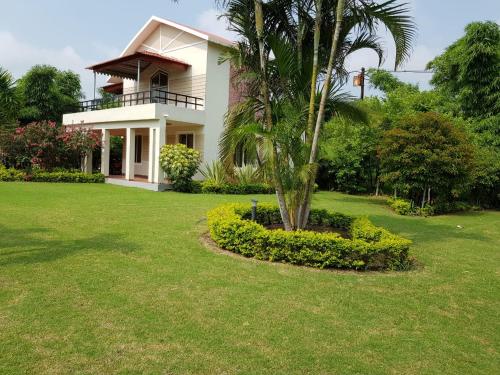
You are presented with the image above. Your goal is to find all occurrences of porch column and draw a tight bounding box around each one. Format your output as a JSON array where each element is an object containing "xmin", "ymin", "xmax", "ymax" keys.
[
  {"xmin": 153, "ymin": 123, "xmax": 166, "ymax": 184},
  {"xmin": 125, "ymin": 128, "xmax": 136, "ymax": 180},
  {"xmin": 148, "ymin": 127, "xmax": 156, "ymax": 183},
  {"xmin": 82, "ymin": 151, "xmax": 92, "ymax": 174},
  {"xmin": 101, "ymin": 129, "xmax": 110, "ymax": 176}
]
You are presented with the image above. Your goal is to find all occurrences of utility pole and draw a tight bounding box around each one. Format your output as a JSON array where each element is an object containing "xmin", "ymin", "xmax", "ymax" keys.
[
  {"xmin": 353, "ymin": 67, "xmax": 366, "ymax": 100},
  {"xmin": 360, "ymin": 67, "xmax": 365, "ymax": 100}
]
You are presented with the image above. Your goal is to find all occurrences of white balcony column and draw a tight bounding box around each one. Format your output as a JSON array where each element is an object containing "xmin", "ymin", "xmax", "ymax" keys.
[
  {"xmin": 153, "ymin": 123, "xmax": 166, "ymax": 184},
  {"xmin": 148, "ymin": 127, "xmax": 156, "ymax": 183},
  {"xmin": 82, "ymin": 151, "xmax": 92, "ymax": 174},
  {"xmin": 125, "ymin": 128, "xmax": 136, "ymax": 180},
  {"xmin": 101, "ymin": 129, "xmax": 110, "ymax": 176}
]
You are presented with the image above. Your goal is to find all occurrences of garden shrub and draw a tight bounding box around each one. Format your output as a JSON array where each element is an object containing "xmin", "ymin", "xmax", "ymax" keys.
[
  {"xmin": 207, "ymin": 203, "xmax": 412, "ymax": 270},
  {"xmin": 387, "ymin": 197, "xmax": 413, "ymax": 215},
  {"xmin": 0, "ymin": 164, "xmax": 104, "ymax": 183},
  {"xmin": 387, "ymin": 197, "xmax": 477, "ymax": 216},
  {"xmin": 29, "ymin": 170, "xmax": 105, "ymax": 183},
  {"xmin": 201, "ymin": 181, "xmax": 274, "ymax": 194},
  {"xmin": 0, "ymin": 164, "xmax": 25, "ymax": 181},
  {"xmin": 160, "ymin": 144, "xmax": 201, "ymax": 192}
]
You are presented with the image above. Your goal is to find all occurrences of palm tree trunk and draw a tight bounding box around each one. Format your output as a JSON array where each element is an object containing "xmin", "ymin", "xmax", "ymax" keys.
[
  {"xmin": 254, "ymin": 0, "xmax": 292, "ymax": 231},
  {"xmin": 299, "ymin": 0, "xmax": 346, "ymax": 229},
  {"xmin": 305, "ymin": 0, "xmax": 322, "ymax": 141}
]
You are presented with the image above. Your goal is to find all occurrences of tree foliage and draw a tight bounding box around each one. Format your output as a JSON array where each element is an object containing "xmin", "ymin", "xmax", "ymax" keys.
[
  {"xmin": 378, "ymin": 112, "xmax": 474, "ymax": 205},
  {"xmin": 0, "ymin": 67, "xmax": 20, "ymax": 128},
  {"xmin": 318, "ymin": 98, "xmax": 385, "ymax": 193},
  {"xmin": 218, "ymin": 0, "xmax": 415, "ymax": 229},
  {"xmin": 427, "ymin": 21, "xmax": 500, "ymax": 119},
  {"xmin": 16, "ymin": 65, "xmax": 83, "ymax": 124}
]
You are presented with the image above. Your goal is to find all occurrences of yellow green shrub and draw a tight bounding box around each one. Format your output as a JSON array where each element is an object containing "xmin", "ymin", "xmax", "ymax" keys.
[{"xmin": 207, "ymin": 204, "xmax": 412, "ymax": 270}]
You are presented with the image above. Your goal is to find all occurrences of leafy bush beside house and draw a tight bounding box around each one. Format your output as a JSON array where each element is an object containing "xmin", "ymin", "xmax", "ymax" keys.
[
  {"xmin": 160, "ymin": 143, "xmax": 201, "ymax": 192},
  {"xmin": 207, "ymin": 204, "xmax": 412, "ymax": 271}
]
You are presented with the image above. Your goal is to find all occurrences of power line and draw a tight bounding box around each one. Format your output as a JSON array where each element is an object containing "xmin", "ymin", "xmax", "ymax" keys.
[{"xmin": 348, "ymin": 69, "xmax": 434, "ymax": 74}]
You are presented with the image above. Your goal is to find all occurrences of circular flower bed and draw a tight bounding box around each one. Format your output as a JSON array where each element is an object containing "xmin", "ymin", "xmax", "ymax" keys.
[{"xmin": 207, "ymin": 204, "xmax": 412, "ymax": 270}]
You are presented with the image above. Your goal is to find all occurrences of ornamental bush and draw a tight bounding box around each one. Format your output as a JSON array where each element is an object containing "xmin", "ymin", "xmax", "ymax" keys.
[
  {"xmin": 0, "ymin": 164, "xmax": 104, "ymax": 183},
  {"xmin": 201, "ymin": 181, "xmax": 274, "ymax": 194},
  {"xmin": 159, "ymin": 144, "xmax": 201, "ymax": 192},
  {"xmin": 387, "ymin": 197, "xmax": 413, "ymax": 216},
  {"xmin": 207, "ymin": 204, "xmax": 412, "ymax": 270},
  {"xmin": 0, "ymin": 164, "xmax": 25, "ymax": 181}
]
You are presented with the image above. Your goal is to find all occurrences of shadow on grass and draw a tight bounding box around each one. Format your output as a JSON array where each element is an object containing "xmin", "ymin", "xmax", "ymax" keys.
[
  {"xmin": 0, "ymin": 225, "xmax": 138, "ymax": 267},
  {"xmin": 317, "ymin": 192, "xmax": 389, "ymax": 208}
]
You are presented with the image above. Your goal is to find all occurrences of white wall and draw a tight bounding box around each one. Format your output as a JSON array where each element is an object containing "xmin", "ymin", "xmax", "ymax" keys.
[
  {"xmin": 122, "ymin": 24, "xmax": 209, "ymax": 102},
  {"xmin": 202, "ymin": 42, "xmax": 230, "ymax": 165}
]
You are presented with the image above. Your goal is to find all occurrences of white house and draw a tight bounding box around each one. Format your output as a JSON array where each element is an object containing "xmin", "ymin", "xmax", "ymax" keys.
[{"xmin": 63, "ymin": 16, "xmax": 237, "ymax": 191}]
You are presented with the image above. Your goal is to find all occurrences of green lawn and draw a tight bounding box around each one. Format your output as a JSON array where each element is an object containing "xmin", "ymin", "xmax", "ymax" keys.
[{"xmin": 0, "ymin": 183, "xmax": 498, "ymax": 374}]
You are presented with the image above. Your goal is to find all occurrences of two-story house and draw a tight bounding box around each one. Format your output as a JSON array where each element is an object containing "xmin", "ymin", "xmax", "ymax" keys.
[{"xmin": 63, "ymin": 16, "xmax": 235, "ymax": 191}]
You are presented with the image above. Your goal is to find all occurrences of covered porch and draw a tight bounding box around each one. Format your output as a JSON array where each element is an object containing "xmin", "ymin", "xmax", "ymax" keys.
[{"xmin": 82, "ymin": 120, "xmax": 204, "ymax": 190}]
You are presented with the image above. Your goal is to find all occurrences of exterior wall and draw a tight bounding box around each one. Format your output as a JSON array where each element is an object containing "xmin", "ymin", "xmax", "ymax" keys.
[
  {"xmin": 202, "ymin": 42, "xmax": 231, "ymax": 165},
  {"xmin": 166, "ymin": 125, "xmax": 204, "ymax": 160},
  {"xmin": 121, "ymin": 128, "xmax": 150, "ymax": 176},
  {"xmin": 122, "ymin": 24, "xmax": 208, "ymax": 101},
  {"xmin": 228, "ymin": 65, "xmax": 247, "ymax": 107}
]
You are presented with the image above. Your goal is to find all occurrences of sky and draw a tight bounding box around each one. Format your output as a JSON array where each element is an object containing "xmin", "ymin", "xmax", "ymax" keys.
[{"xmin": 0, "ymin": 0, "xmax": 499, "ymax": 98}]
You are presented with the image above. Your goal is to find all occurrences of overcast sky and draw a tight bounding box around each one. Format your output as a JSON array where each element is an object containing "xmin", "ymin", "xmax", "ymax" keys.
[{"xmin": 0, "ymin": 0, "xmax": 498, "ymax": 98}]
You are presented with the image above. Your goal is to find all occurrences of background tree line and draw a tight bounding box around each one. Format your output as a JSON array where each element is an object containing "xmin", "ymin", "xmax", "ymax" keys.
[{"xmin": 318, "ymin": 21, "xmax": 499, "ymax": 209}]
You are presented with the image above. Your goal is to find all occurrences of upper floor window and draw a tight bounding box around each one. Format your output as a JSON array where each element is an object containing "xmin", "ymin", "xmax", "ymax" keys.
[{"xmin": 151, "ymin": 71, "xmax": 168, "ymax": 90}]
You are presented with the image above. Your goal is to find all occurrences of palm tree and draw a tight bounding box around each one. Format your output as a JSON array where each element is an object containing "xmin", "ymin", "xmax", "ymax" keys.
[
  {"xmin": 216, "ymin": 0, "xmax": 415, "ymax": 230},
  {"xmin": 0, "ymin": 67, "xmax": 19, "ymax": 128}
]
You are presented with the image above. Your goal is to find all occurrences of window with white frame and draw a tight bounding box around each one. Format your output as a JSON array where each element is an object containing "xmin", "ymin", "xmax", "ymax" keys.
[{"xmin": 150, "ymin": 71, "xmax": 168, "ymax": 90}]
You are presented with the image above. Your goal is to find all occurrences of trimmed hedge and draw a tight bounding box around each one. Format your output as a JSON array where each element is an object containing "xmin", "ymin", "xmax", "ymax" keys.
[
  {"xmin": 200, "ymin": 181, "xmax": 319, "ymax": 195},
  {"xmin": 387, "ymin": 197, "xmax": 477, "ymax": 216},
  {"xmin": 0, "ymin": 165, "xmax": 105, "ymax": 183},
  {"xmin": 201, "ymin": 181, "xmax": 274, "ymax": 194},
  {"xmin": 207, "ymin": 204, "xmax": 412, "ymax": 270}
]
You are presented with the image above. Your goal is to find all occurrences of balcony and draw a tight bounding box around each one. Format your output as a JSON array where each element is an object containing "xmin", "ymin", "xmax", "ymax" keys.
[{"xmin": 78, "ymin": 88, "xmax": 204, "ymax": 112}]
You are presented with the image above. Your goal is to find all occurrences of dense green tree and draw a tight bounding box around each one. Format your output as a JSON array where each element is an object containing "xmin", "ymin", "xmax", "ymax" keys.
[
  {"xmin": 318, "ymin": 98, "xmax": 386, "ymax": 193},
  {"xmin": 427, "ymin": 21, "xmax": 500, "ymax": 119},
  {"xmin": 378, "ymin": 112, "xmax": 474, "ymax": 207},
  {"xmin": 368, "ymin": 68, "xmax": 458, "ymax": 122},
  {"xmin": 16, "ymin": 65, "xmax": 83, "ymax": 124}
]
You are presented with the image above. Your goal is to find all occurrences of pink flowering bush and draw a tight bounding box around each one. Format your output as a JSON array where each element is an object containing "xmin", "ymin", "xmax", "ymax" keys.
[{"xmin": 0, "ymin": 121, "xmax": 101, "ymax": 171}]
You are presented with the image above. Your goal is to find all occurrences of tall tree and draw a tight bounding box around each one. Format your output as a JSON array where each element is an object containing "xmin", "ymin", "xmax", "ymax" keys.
[
  {"xmin": 218, "ymin": 0, "xmax": 415, "ymax": 230},
  {"xmin": 427, "ymin": 21, "xmax": 500, "ymax": 119},
  {"xmin": 17, "ymin": 65, "xmax": 83, "ymax": 124}
]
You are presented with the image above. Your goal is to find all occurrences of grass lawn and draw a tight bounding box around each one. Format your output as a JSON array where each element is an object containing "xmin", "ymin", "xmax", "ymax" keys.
[{"xmin": 0, "ymin": 183, "xmax": 499, "ymax": 374}]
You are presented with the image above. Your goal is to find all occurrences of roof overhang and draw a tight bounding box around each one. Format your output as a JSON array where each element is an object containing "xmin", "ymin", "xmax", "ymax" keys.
[
  {"xmin": 120, "ymin": 16, "xmax": 234, "ymax": 57},
  {"xmin": 87, "ymin": 51, "xmax": 190, "ymax": 80}
]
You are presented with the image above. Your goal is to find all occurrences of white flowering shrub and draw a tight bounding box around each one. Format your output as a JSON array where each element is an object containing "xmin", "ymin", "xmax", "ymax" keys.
[{"xmin": 160, "ymin": 144, "xmax": 201, "ymax": 192}]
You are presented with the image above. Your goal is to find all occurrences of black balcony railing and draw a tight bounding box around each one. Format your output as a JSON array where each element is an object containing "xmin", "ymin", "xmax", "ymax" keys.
[{"xmin": 77, "ymin": 88, "xmax": 204, "ymax": 112}]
